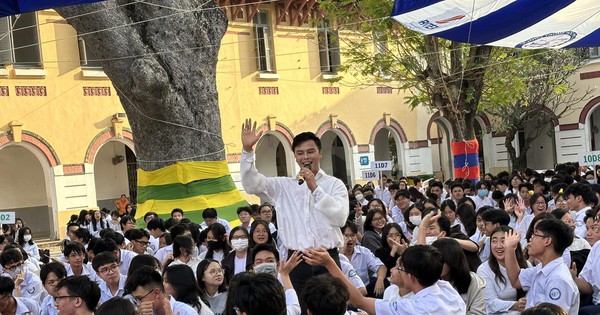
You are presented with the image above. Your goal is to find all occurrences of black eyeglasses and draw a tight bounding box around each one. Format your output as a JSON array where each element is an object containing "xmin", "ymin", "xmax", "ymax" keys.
[{"xmin": 133, "ymin": 288, "xmax": 157, "ymax": 304}]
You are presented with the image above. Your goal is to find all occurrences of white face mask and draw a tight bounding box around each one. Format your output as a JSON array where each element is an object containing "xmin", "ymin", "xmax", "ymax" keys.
[
  {"xmin": 425, "ymin": 236, "xmax": 438, "ymax": 245},
  {"xmin": 23, "ymin": 235, "xmax": 32, "ymax": 242},
  {"xmin": 254, "ymin": 262, "xmax": 278, "ymax": 277},
  {"xmin": 355, "ymin": 194, "xmax": 364, "ymax": 201},
  {"xmin": 231, "ymin": 239, "xmax": 249, "ymax": 251},
  {"xmin": 7, "ymin": 266, "xmax": 22, "ymax": 280},
  {"xmin": 409, "ymin": 216, "xmax": 422, "ymax": 226}
]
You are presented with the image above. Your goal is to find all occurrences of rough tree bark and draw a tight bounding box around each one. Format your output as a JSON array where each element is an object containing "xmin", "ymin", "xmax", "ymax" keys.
[{"xmin": 55, "ymin": 0, "xmax": 228, "ymax": 171}]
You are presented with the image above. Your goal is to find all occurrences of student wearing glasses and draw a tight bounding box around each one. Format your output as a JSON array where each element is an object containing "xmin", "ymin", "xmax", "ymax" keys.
[
  {"xmin": 0, "ymin": 276, "xmax": 39, "ymax": 315},
  {"xmin": 92, "ymin": 252, "xmax": 127, "ymax": 304},
  {"xmin": 125, "ymin": 266, "xmax": 196, "ymax": 315},
  {"xmin": 196, "ymin": 259, "xmax": 228, "ymax": 315},
  {"xmin": 0, "ymin": 248, "xmax": 43, "ymax": 304},
  {"xmin": 54, "ymin": 276, "xmax": 100, "ymax": 315}
]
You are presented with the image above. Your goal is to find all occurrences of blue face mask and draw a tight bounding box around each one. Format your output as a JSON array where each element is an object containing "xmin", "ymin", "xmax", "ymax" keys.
[
  {"xmin": 588, "ymin": 179, "xmax": 596, "ymax": 185},
  {"xmin": 477, "ymin": 189, "xmax": 488, "ymax": 198}
]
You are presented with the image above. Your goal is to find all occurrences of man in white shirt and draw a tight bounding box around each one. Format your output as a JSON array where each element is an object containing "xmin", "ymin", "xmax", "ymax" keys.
[
  {"xmin": 504, "ymin": 219, "xmax": 580, "ymax": 315},
  {"xmin": 126, "ymin": 266, "xmax": 200, "ymax": 315},
  {"xmin": 92, "ymin": 252, "xmax": 127, "ymax": 304},
  {"xmin": 571, "ymin": 231, "xmax": 600, "ymax": 315},
  {"xmin": 146, "ymin": 217, "xmax": 165, "ymax": 255},
  {"xmin": 303, "ymin": 245, "xmax": 466, "ymax": 315},
  {"xmin": 0, "ymin": 276, "xmax": 40, "ymax": 315},
  {"xmin": 240, "ymin": 119, "xmax": 348, "ymax": 296},
  {"xmin": 199, "ymin": 208, "xmax": 232, "ymax": 233},
  {"xmin": 54, "ymin": 276, "xmax": 100, "ymax": 315},
  {"xmin": 470, "ymin": 181, "xmax": 494, "ymax": 211},
  {"xmin": 0, "ymin": 248, "xmax": 43, "ymax": 304},
  {"xmin": 565, "ymin": 182, "xmax": 594, "ymax": 239},
  {"xmin": 92, "ymin": 238, "xmax": 137, "ymax": 276},
  {"xmin": 391, "ymin": 190, "xmax": 412, "ymax": 225}
]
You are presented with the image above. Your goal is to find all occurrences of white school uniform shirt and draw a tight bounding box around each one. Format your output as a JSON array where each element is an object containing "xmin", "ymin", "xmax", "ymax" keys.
[
  {"xmin": 339, "ymin": 255, "xmax": 365, "ymax": 289},
  {"xmin": 108, "ymin": 219, "xmax": 121, "ymax": 232},
  {"xmin": 22, "ymin": 242, "xmax": 40, "ymax": 261},
  {"xmin": 199, "ymin": 249, "xmax": 225, "ymax": 263},
  {"xmin": 348, "ymin": 245, "xmax": 384, "ymax": 286},
  {"xmin": 285, "ymin": 288, "xmax": 301, "ymax": 315},
  {"xmin": 477, "ymin": 260, "xmax": 528, "ymax": 314},
  {"xmin": 374, "ymin": 280, "xmax": 466, "ymax": 315},
  {"xmin": 240, "ymin": 150, "xmax": 348, "ymax": 251},
  {"xmin": 40, "ymin": 295, "xmax": 58, "ymax": 315},
  {"xmin": 148, "ymin": 235, "xmax": 159, "ymax": 255},
  {"xmin": 87, "ymin": 220, "xmax": 108, "ymax": 237},
  {"xmin": 382, "ymin": 284, "xmax": 414, "ymax": 302},
  {"xmin": 155, "ymin": 244, "xmax": 173, "ymax": 264},
  {"xmin": 14, "ymin": 296, "xmax": 39, "ymax": 315},
  {"xmin": 98, "ymin": 273, "xmax": 127, "ymax": 304},
  {"xmin": 168, "ymin": 295, "xmax": 198, "ymax": 315},
  {"xmin": 518, "ymin": 257, "xmax": 580, "ymax": 315},
  {"xmin": 170, "ymin": 257, "xmax": 203, "ymax": 276},
  {"xmin": 574, "ymin": 206, "xmax": 591, "ymax": 239},
  {"xmin": 119, "ymin": 249, "xmax": 138, "ymax": 276},
  {"xmin": 200, "ymin": 218, "xmax": 232, "ymax": 234},
  {"xmin": 66, "ymin": 263, "xmax": 99, "ymax": 282},
  {"xmin": 375, "ymin": 186, "xmax": 392, "ymax": 206},
  {"xmin": 469, "ymin": 195, "xmax": 494, "ymax": 211},
  {"xmin": 1, "ymin": 269, "xmax": 43, "ymax": 304},
  {"xmin": 579, "ymin": 241, "xmax": 600, "ymax": 305}
]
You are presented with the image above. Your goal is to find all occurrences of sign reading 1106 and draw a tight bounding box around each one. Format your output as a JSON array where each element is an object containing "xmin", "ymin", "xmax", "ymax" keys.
[{"xmin": 579, "ymin": 151, "xmax": 600, "ymax": 166}]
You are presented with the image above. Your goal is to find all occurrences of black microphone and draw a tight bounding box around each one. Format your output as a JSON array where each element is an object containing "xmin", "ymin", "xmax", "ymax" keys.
[{"xmin": 298, "ymin": 163, "xmax": 312, "ymax": 185}]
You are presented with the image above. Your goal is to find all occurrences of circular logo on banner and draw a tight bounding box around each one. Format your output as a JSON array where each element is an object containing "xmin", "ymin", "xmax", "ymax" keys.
[
  {"xmin": 516, "ymin": 31, "xmax": 577, "ymax": 49},
  {"xmin": 549, "ymin": 288, "xmax": 561, "ymax": 300}
]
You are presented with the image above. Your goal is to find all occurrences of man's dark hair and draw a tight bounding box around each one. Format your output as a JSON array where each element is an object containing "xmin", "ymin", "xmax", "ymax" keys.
[
  {"xmin": 127, "ymin": 229, "xmax": 150, "ymax": 242},
  {"xmin": 0, "ymin": 248, "xmax": 22, "ymax": 266},
  {"xmin": 535, "ymin": 219, "xmax": 574, "ymax": 254},
  {"xmin": 340, "ymin": 221, "xmax": 358, "ymax": 234},
  {"xmin": 564, "ymin": 182, "xmax": 595, "ymax": 205},
  {"xmin": 0, "ymin": 276, "xmax": 14, "ymax": 295},
  {"xmin": 414, "ymin": 177, "xmax": 422, "ymax": 184},
  {"xmin": 481, "ymin": 209, "xmax": 510, "ymax": 226},
  {"xmin": 292, "ymin": 132, "xmax": 321, "ymax": 152},
  {"xmin": 119, "ymin": 215, "xmax": 135, "ymax": 229},
  {"xmin": 226, "ymin": 272, "xmax": 286, "ymax": 315},
  {"xmin": 394, "ymin": 189, "xmax": 410, "ymax": 200},
  {"xmin": 41, "ymin": 262, "xmax": 67, "ymax": 283},
  {"xmin": 124, "ymin": 266, "xmax": 163, "ymax": 295},
  {"xmin": 251, "ymin": 243, "xmax": 280, "ymax": 264},
  {"xmin": 495, "ymin": 178, "xmax": 509, "ymax": 187},
  {"xmin": 169, "ymin": 223, "xmax": 191, "ymax": 238},
  {"xmin": 93, "ymin": 238, "xmax": 118, "ymax": 255},
  {"xmin": 202, "ymin": 208, "xmax": 218, "ymax": 219},
  {"xmin": 66, "ymin": 222, "xmax": 80, "ymax": 231},
  {"xmin": 237, "ymin": 206, "xmax": 252, "ymax": 215},
  {"xmin": 64, "ymin": 242, "xmax": 86, "ymax": 257},
  {"xmin": 518, "ymin": 182, "xmax": 534, "ymax": 192},
  {"xmin": 389, "ymin": 183, "xmax": 400, "ymax": 191},
  {"xmin": 147, "ymin": 217, "xmax": 165, "ymax": 232},
  {"xmin": 450, "ymin": 182, "xmax": 464, "ymax": 191},
  {"xmin": 429, "ymin": 181, "xmax": 443, "ymax": 190},
  {"xmin": 143, "ymin": 212, "xmax": 158, "ymax": 222},
  {"xmin": 92, "ymin": 252, "xmax": 119, "ymax": 272},
  {"xmin": 171, "ymin": 208, "xmax": 184, "ymax": 217},
  {"xmin": 74, "ymin": 228, "xmax": 91, "ymax": 243},
  {"xmin": 96, "ymin": 296, "xmax": 137, "ymax": 315},
  {"xmin": 422, "ymin": 209, "xmax": 451, "ymax": 234},
  {"xmin": 401, "ymin": 245, "xmax": 444, "ymax": 288},
  {"xmin": 56, "ymin": 276, "xmax": 101, "ymax": 312},
  {"xmin": 301, "ymin": 274, "xmax": 349, "ymax": 315}
]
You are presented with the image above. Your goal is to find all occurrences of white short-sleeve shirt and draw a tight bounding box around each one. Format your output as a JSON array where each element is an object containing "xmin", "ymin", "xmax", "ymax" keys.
[
  {"xmin": 374, "ymin": 280, "xmax": 466, "ymax": 315},
  {"xmin": 579, "ymin": 241, "xmax": 600, "ymax": 304}
]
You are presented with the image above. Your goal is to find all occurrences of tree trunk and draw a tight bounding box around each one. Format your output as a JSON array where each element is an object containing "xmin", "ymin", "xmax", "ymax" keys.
[
  {"xmin": 55, "ymin": 1, "xmax": 228, "ymax": 171},
  {"xmin": 505, "ymin": 130, "xmax": 527, "ymax": 171}
]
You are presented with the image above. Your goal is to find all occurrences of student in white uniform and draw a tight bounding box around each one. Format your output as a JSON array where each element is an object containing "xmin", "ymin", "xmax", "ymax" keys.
[
  {"xmin": 303, "ymin": 245, "xmax": 466, "ymax": 315},
  {"xmin": 146, "ymin": 217, "xmax": 165, "ymax": 255},
  {"xmin": 199, "ymin": 208, "xmax": 232, "ymax": 234},
  {"xmin": 54, "ymin": 276, "xmax": 100, "ymax": 315},
  {"xmin": 162, "ymin": 265, "xmax": 213, "ymax": 315},
  {"xmin": 64, "ymin": 243, "xmax": 99, "ymax": 283},
  {"xmin": 564, "ymin": 183, "xmax": 594, "ymax": 239},
  {"xmin": 93, "ymin": 237, "xmax": 137, "ymax": 277},
  {"xmin": 571, "ymin": 233, "xmax": 600, "ymax": 315},
  {"xmin": 126, "ymin": 266, "xmax": 197, "ymax": 315},
  {"xmin": 0, "ymin": 248, "xmax": 43, "ymax": 304},
  {"xmin": 40, "ymin": 262, "xmax": 67, "ymax": 315},
  {"xmin": 93, "ymin": 252, "xmax": 127, "ymax": 304},
  {"xmin": 504, "ymin": 219, "xmax": 580, "ymax": 315},
  {"xmin": 0, "ymin": 276, "xmax": 40, "ymax": 315},
  {"xmin": 477, "ymin": 226, "xmax": 528, "ymax": 314}
]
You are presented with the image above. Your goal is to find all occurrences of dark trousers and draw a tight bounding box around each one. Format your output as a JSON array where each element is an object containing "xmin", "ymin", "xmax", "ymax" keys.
[{"xmin": 288, "ymin": 248, "xmax": 341, "ymax": 315}]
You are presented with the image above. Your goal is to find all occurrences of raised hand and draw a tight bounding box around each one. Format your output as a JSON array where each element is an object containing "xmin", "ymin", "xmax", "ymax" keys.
[
  {"xmin": 419, "ymin": 210, "xmax": 441, "ymax": 229},
  {"xmin": 241, "ymin": 118, "xmax": 263, "ymax": 152},
  {"xmin": 514, "ymin": 199, "xmax": 526, "ymax": 219},
  {"xmin": 389, "ymin": 238, "xmax": 407, "ymax": 257},
  {"xmin": 503, "ymin": 229, "xmax": 522, "ymax": 251},
  {"xmin": 302, "ymin": 247, "xmax": 335, "ymax": 267},
  {"xmin": 280, "ymin": 251, "xmax": 302, "ymax": 277}
]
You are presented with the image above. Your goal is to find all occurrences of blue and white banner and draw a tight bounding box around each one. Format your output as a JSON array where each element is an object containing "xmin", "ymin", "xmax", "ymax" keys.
[
  {"xmin": 391, "ymin": 0, "xmax": 600, "ymax": 49},
  {"xmin": 0, "ymin": 0, "xmax": 106, "ymax": 17}
]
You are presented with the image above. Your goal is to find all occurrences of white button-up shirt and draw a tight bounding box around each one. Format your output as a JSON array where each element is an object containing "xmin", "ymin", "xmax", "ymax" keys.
[
  {"xmin": 119, "ymin": 249, "xmax": 138, "ymax": 276},
  {"xmin": 169, "ymin": 295, "xmax": 198, "ymax": 315},
  {"xmin": 66, "ymin": 263, "xmax": 99, "ymax": 283},
  {"xmin": 579, "ymin": 241, "xmax": 600, "ymax": 305},
  {"xmin": 574, "ymin": 206, "xmax": 591, "ymax": 239},
  {"xmin": 477, "ymin": 260, "xmax": 524, "ymax": 314},
  {"xmin": 374, "ymin": 280, "xmax": 466, "ymax": 314},
  {"xmin": 155, "ymin": 245, "xmax": 173, "ymax": 264},
  {"xmin": 339, "ymin": 255, "xmax": 365, "ymax": 289},
  {"xmin": 200, "ymin": 218, "xmax": 232, "ymax": 233},
  {"xmin": 1, "ymin": 269, "xmax": 43, "ymax": 304},
  {"xmin": 241, "ymin": 150, "xmax": 348, "ymax": 250},
  {"xmin": 519, "ymin": 257, "xmax": 580, "ymax": 315},
  {"xmin": 99, "ymin": 274, "xmax": 127, "ymax": 304},
  {"xmin": 15, "ymin": 296, "xmax": 39, "ymax": 315},
  {"xmin": 348, "ymin": 245, "xmax": 384, "ymax": 286},
  {"xmin": 40, "ymin": 294, "xmax": 58, "ymax": 315}
]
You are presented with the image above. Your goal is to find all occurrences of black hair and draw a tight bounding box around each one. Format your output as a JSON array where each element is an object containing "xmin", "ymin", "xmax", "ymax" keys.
[
  {"xmin": 491, "ymin": 190, "xmax": 505, "ymax": 202},
  {"xmin": 400, "ymin": 245, "xmax": 444, "ymax": 288},
  {"xmin": 551, "ymin": 209, "xmax": 568, "ymax": 220},
  {"xmin": 363, "ymin": 209, "xmax": 386, "ymax": 232},
  {"xmin": 251, "ymin": 243, "xmax": 280, "ymax": 263},
  {"xmin": 205, "ymin": 223, "xmax": 231, "ymax": 259},
  {"xmin": 0, "ymin": 276, "xmax": 14, "ymax": 295},
  {"xmin": 77, "ymin": 210, "xmax": 89, "ymax": 226},
  {"xmin": 394, "ymin": 189, "xmax": 410, "ymax": 200},
  {"xmin": 520, "ymin": 302, "xmax": 569, "ymax": 315},
  {"xmin": 40, "ymin": 261, "xmax": 67, "ymax": 283},
  {"xmin": 380, "ymin": 223, "xmax": 408, "ymax": 254},
  {"xmin": 0, "ymin": 248, "xmax": 22, "ymax": 266},
  {"xmin": 147, "ymin": 217, "xmax": 166, "ymax": 232},
  {"xmin": 564, "ymin": 182, "xmax": 595, "ymax": 205},
  {"xmin": 292, "ymin": 132, "xmax": 321, "ymax": 152},
  {"xmin": 481, "ymin": 209, "xmax": 510, "ymax": 226},
  {"xmin": 420, "ymin": 209, "xmax": 450, "ymax": 235},
  {"xmin": 196, "ymin": 259, "xmax": 227, "ymax": 298},
  {"xmin": 495, "ymin": 178, "xmax": 509, "ymax": 187},
  {"xmin": 229, "ymin": 226, "xmax": 250, "ymax": 243},
  {"xmin": 171, "ymin": 208, "xmax": 184, "ymax": 218},
  {"xmin": 202, "ymin": 208, "xmax": 218, "ymax": 219},
  {"xmin": 429, "ymin": 181, "xmax": 443, "ymax": 190},
  {"xmin": 169, "ymin": 223, "xmax": 191, "ymax": 238},
  {"xmin": 456, "ymin": 203, "xmax": 477, "ymax": 237},
  {"xmin": 301, "ymin": 274, "xmax": 349, "ymax": 315},
  {"xmin": 128, "ymin": 254, "xmax": 161, "ymax": 278},
  {"xmin": 163, "ymin": 264, "xmax": 203, "ymax": 311},
  {"xmin": 66, "ymin": 222, "xmax": 80, "ymax": 231},
  {"xmin": 237, "ymin": 206, "xmax": 252, "ymax": 215},
  {"xmin": 124, "ymin": 266, "xmax": 164, "ymax": 295},
  {"xmin": 17, "ymin": 227, "xmax": 33, "ymax": 246},
  {"xmin": 487, "ymin": 226, "xmax": 528, "ymax": 292},
  {"xmin": 403, "ymin": 204, "xmax": 421, "ymax": 231},
  {"xmin": 127, "ymin": 229, "xmax": 150, "ymax": 242},
  {"xmin": 92, "ymin": 251, "xmax": 119, "ymax": 272},
  {"xmin": 431, "ymin": 238, "xmax": 471, "ymax": 294},
  {"xmin": 450, "ymin": 182, "xmax": 464, "ymax": 192},
  {"xmin": 249, "ymin": 220, "xmax": 273, "ymax": 248},
  {"xmin": 440, "ymin": 199, "xmax": 456, "ymax": 213},
  {"xmin": 143, "ymin": 212, "xmax": 158, "ymax": 222},
  {"xmin": 56, "ymin": 276, "xmax": 101, "ymax": 312},
  {"xmin": 524, "ymin": 213, "xmax": 556, "ymax": 244},
  {"xmin": 93, "ymin": 238, "xmax": 118, "ymax": 255},
  {"xmin": 535, "ymin": 219, "xmax": 574, "ymax": 254},
  {"xmin": 457, "ymin": 197, "xmax": 476, "ymax": 209},
  {"xmin": 226, "ymin": 272, "xmax": 286, "ymax": 315},
  {"xmin": 89, "ymin": 210, "xmax": 107, "ymax": 232},
  {"xmin": 96, "ymin": 297, "xmax": 137, "ymax": 315},
  {"xmin": 341, "ymin": 221, "xmax": 358, "ymax": 234},
  {"xmin": 64, "ymin": 242, "xmax": 86, "ymax": 257},
  {"xmin": 172, "ymin": 235, "xmax": 194, "ymax": 259},
  {"xmin": 109, "ymin": 210, "xmax": 120, "ymax": 218},
  {"xmin": 119, "ymin": 215, "xmax": 135, "ymax": 229}
]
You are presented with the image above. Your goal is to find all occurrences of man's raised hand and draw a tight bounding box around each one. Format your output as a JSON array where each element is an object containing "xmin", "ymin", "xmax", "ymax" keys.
[{"xmin": 241, "ymin": 118, "xmax": 263, "ymax": 152}]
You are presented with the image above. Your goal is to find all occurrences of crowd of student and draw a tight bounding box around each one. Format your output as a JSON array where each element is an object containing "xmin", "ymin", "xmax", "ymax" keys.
[{"xmin": 1, "ymin": 162, "xmax": 600, "ymax": 314}]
